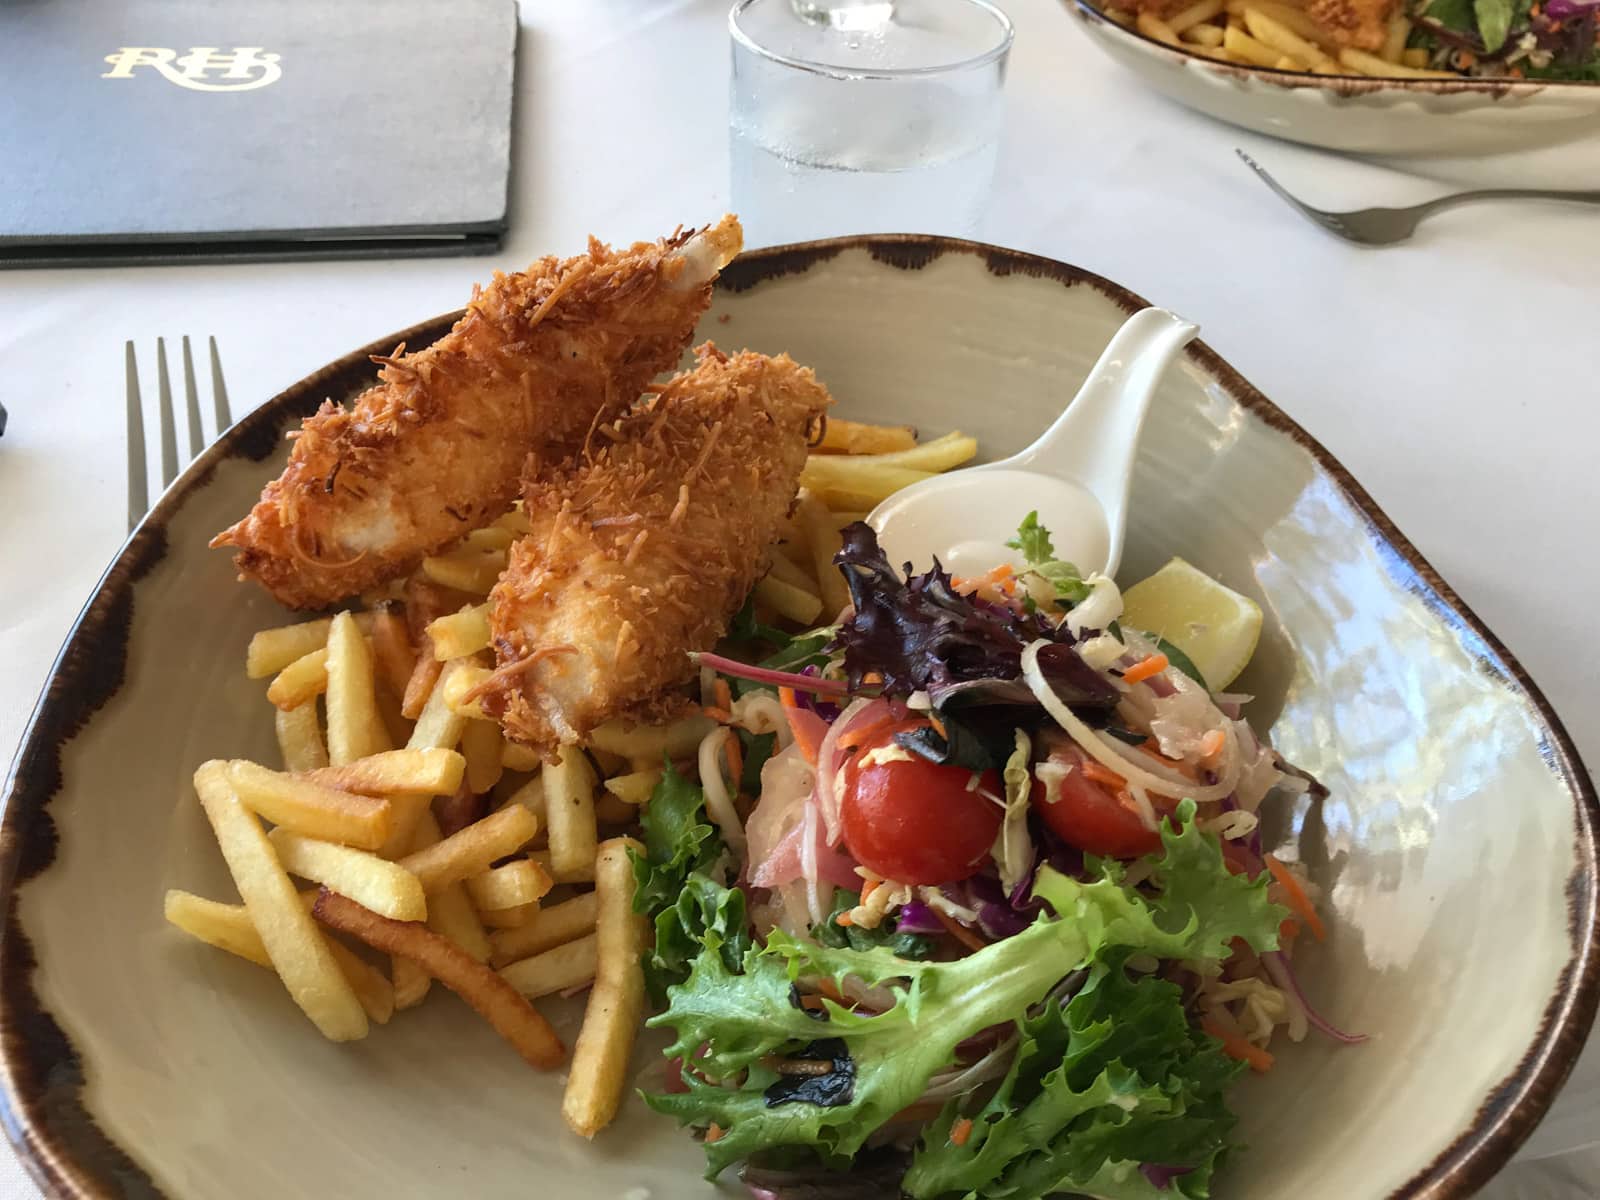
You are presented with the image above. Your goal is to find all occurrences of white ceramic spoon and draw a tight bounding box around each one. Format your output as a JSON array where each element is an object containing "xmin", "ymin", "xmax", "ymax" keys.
[{"xmin": 867, "ymin": 307, "xmax": 1199, "ymax": 581}]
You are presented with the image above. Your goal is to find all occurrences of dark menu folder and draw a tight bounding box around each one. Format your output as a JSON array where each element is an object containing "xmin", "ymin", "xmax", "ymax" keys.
[{"xmin": 0, "ymin": 0, "xmax": 518, "ymax": 267}]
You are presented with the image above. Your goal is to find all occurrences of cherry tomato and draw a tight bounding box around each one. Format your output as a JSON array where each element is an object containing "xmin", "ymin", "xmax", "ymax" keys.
[
  {"xmin": 1030, "ymin": 745, "xmax": 1160, "ymax": 858},
  {"xmin": 840, "ymin": 726, "xmax": 1003, "ymax": 885}
]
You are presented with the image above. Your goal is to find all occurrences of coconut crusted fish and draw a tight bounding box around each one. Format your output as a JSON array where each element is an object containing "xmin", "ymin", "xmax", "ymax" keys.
[
  {"xmin": 212, "ymin": 216, "xmax": 744, "ymax": 610},
  {"xmin": 476, "ymin": 345, "xmax": 833, "ymax": 754}
]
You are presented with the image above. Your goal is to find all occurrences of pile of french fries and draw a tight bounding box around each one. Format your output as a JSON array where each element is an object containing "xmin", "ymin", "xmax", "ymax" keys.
[
  {"xmin": 166, "ymin": 414, "xmax": 977, "ymax": 1140},
  {"xmin": 1116, "ymin": 0, "xmax": 1455, "ymax": 78}
]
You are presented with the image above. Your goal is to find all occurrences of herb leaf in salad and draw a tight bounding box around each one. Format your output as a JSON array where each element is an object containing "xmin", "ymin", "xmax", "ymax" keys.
[
  {"xmin": 643, "ymin": 802, "xmax": 1284, "ymax": 1179},
  {"xmin": 1008, "ymin": 508, "xmax": 1093, "ymax": 607}
]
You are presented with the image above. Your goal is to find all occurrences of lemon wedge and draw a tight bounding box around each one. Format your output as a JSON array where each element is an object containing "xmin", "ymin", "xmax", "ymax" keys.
[{"xmin": 1120, "ymin": 558, "xmax": 1262, "ymax": 690}]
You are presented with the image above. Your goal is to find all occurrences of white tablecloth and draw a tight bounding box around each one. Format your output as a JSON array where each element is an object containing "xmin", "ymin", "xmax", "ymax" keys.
[{"xmin": 1, "ymin": 1, "xmax": 1596, "ymax": 1195}]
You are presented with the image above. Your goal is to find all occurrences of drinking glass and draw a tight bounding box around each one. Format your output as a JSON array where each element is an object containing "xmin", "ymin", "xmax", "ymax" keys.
[{"xmin": 729, "ymin": 0, "xmax": 1014, "ymax": 247}]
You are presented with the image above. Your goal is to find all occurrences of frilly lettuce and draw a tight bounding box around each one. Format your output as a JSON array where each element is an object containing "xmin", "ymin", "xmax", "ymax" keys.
[{"xmin": 642, "ymin": 801, "xmax": 1283, "ymax": 1182}]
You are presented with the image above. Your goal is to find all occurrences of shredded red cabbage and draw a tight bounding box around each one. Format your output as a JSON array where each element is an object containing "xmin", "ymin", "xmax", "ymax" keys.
[
  {"xmin": 1140, "ymin": 1164, "xmax": 1195, "ymax": 1190},
  {"xmin": 892, "ymin": 901, "xmax": 944, "ymax": 935},
  {"xmin": 695, "ymin": 651, "xmax": 850, "ymax": 696},
  {"xmin": 1263, "ymin": 951, "xmax": 1369, "ymax": 1045}
]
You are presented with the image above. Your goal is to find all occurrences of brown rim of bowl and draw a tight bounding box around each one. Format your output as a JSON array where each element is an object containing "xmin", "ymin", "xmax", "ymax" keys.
[
  {"xmin": 0, "ymin": 234, "xmax": 1594, "ymax": 1199},
  {"xmin": 1064, "ymin": 0, "xmax": 1600, "ymax": 95}
]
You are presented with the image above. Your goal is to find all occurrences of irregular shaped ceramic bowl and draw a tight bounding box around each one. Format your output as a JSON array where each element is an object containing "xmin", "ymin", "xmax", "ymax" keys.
[
  {"xmin": 1066, "ymin": 0, "xmax": 1600, "ymax": 156},
  {"xmin": 1, "ymin": 238, "xmax": 1595, "ymax": 1199}
]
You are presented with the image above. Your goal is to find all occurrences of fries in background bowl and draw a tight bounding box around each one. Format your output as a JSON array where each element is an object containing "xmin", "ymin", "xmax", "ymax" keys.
[{"xmin": 166, "ymin": 415, "xmax": 974, "ymax": 1139}]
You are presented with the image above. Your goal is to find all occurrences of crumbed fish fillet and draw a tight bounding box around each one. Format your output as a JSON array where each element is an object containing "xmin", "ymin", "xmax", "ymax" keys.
[
  {"xmin": 477, "ymin": 345, "xmax": 833, "ymax": 754},
  {"xmin": 212, "ymin": 216, "xmax": 743, "ymax": 609}
]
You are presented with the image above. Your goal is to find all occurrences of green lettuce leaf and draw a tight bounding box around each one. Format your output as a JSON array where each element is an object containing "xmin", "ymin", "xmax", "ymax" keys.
[
  {"xmin": 814, "ymin": 888, "xmax": 937, "ymax": 961},
  {"xmin": 644, "ymin": 802, "xmax": 1283, "ymax": 1179},
  {"xmin": 629, "ymin": 764, "xmax": 742, "ymax": 1001},
  {"xmin": 1006, "ymin": 512, "xmax": 1091, "ymax": 607},
  {"xmin": 1474, "ymin": 0, "xmax": 1516, "ymax": 51},
  {"xmin": 906, "ymin": 949, "xmax": 1241, "ymax": 1200}
]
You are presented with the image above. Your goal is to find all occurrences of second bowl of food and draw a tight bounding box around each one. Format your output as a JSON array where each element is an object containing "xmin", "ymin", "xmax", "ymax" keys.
[{"xmin": 1067, "ymin": 0, "xmax": 1600, "ymax": 155}]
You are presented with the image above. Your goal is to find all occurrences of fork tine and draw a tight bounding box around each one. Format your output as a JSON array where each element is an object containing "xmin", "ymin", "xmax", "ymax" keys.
[
  {"xmin": 1234, "ymin": 149, "xmax": 1319, "ymax": 218},
  {"xmin": 157, "ymin": 337, "xmax": 178, "ymax": 488},
  {"xmin": 125, "ymin": 341, "xmax": 148, "ymax": 533},
  {"xmin": 209, "ymin": 336, "xmax": 232, "ymax": 430},
  {"xmin": 181, "ymin": 336, "xmax": 203, "ymax": 458}
]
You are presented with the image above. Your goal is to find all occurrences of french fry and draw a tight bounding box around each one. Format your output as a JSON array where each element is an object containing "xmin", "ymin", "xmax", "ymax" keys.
[
  {"xmin": 267, "ymin": 829, "xmax": 428, "ymax": 921},
  {"xmin": 461, "ymin": 718, "xmax": 505, "ymax": 795},
  {"xmin": 374, "ymin": 682, "xmax": 413, "ymax": 750},
  {"xmin": 163, "ymin": 890, "xmax": 393, "ymax": 1024},
  {"xmin": 502, "ymin": 740, "xmax": 542, "ymax": 772},
  {"xmin": 528, "ymin": 848, "xmax": 596, "ymax": 884},
  {"xmin": 192, "ymin": 762, "xmax": 367, "ymax": 1040},
  {"xmin": 480, "ymin": 902, "xmax": 539, "ymax": 929},
  {"xmin": 1185, "ymin": 23, "xmax": 1226, "ymax": 45},
  {"xmin": 498, "ymin": 933, "xmax": 597, "ymax": 1000},
  {"xmin": 462, "ymin": 526, "xmax": 515, "ymax": 552},
  {"xmin": 490, "ymin": 892, "xmax": 600, "ymax": 966},
  {"xmin": 499, "ymin": 773, "xmax": 547, "ymax": 823},
  {"xmin": 427, "ymin": 605, "xmax": 493, "ymax": 661},
  {"xmin": 1401, "ymin": 46, "xmax": 1429, "ymax": 67},
  {"xmin": 824, "ymin": 430, "xmax": 976, "ymax": 474},
  {"xmin": 267, "ymin": 647, "xmax": 329, "ymax": 711},
  {"xmin": 302, "ymin": 747, "xmax": 465, "ymax": 797},
  {"xmin": 1168, "ymin": 0, "xmax": 1224, "ymax": 31},
  {"xmin": 410, "ymin": 812, "xmax": 492, "ymax": 961},
  {"xmin": 602, "ymin": 768, "xmax": 662, "ymax": 805},
  {"xmin": 544, "ymin": 745, "xmax": 598, "ymax": 882},
  {"xmin": 830, "ymin": 509, "xmax": 870, "ymax": 529},
  {"xmin": 1223, "ymin": 25, "xmax": 1283, "ymax": 66},
  {"xmin": 795, "ymin": 490, "xmax": 852, "ymax": 620},
  {"xmin": 594, "ymin": 792, "xmax": 635, "ymax": 827},
  {"xmin": 764, "ymin": 550, "xmax": 820, "ymax": 596},
  {"xmin": 441, "ymin": 661, "xmax": 494, "ymax": 719},
  {"xmin": 1137, "ymin": 10, "xmax": 1181, "ymax": 43},
  {"xmin": 586, "ymin": 714, "xmax": 716, "ymax": 761},
  {"xmin": 421, "ymin": 549, "xmax": 507, "ymax": 594},
  {"xmin": 369, "ymin": 606, "xmax": 418, "ymax": 700},
  {"xmin": 408, "ymin": 660, "xmax": 470, "ymax": 753},
  {"xmin": 1379, "ymin": 13, "xmax": 1410, "ymax": 60},
  {"xmin": 392, "ymin": 955, "xmax": 431, "ymax": 1010},
  {"xmin": 312, "ymin": 889, "xmax": 563, "ymax": 1068},
  {"xmin": 401, "ymin": 631, "xmax": 444, "ymax": 721},
  {"xmin": 245, "ymin": 613, "xmax": 375, "ymax": 679},
  {"xmin": 800, "ymin": 463, "xmax": 936, "ymax": 511},
  {"xmin": 1244, "ymin": 8, "xmax": 1336, "ymax": 68},
  {"xmin": 466, "ymin": 859, "xmax": 553, "ymax": 912},
  {"xmin": 753, "ymin": 574, "xmax": 824, "ymax": 625},
  {"xmin": 224, "ymin": 760, "xmax": 392, "ymax": 850},
  {"xmin": 495, "ymin": 505, "xmax": 532, "ymax": 536},
  {"xmin": 399, "ymin": 804, "xmax": 540, "ymax": 893},
  {"xmin": 563, "ymin": 838, "xmax": 647, "ymax": 1137},
  {"xmin": 434, "ymin": 782, "xmax": 487, "ymax": 838},
  {"xmin": 274, "ymin": 702, "xmax": 328, "ymax": 773},
  {"xmin": 327, "ymin": 611, "xmax": 391, "ymax": 764},
  {"xmin": 1338, "ymin": 46, "xmax": 1452, "ymax": 75},
  {"xmin": 812, "ymin": 417, "xmax": 917, "ymax": 455}
]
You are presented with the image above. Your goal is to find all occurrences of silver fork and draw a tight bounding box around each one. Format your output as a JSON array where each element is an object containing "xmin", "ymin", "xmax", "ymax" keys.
[
  {"xmin": 1235, "ymin": 150, "xmax": 1600, "ymax": 246},
  {"xmin": 125, "ymin": 337, "xmax": 232, "ymax": 531}
]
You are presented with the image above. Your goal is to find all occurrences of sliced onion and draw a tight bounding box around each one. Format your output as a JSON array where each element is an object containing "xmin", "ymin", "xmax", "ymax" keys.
[
  {"xmin": 1066, "ymin": 574, "xmax": 1123, "ymax": 637},
  {"xmin": 1262, "ymin": 951, "xmax": 1368, "ymax": 1045},
  {"xmin": 698, "ymin": 727, "xmax": 746, "ymax": 856},
  {"xmin": 815, "ymin": 697, "xmax": 885, "ymax": 845},
  {"xmin": 1022, "ymin": 640, "xmax": 1238, "ymax": 803},
  {"xmin": 693, "ymin": 651, "xmax": 850, "ymax": 695}
]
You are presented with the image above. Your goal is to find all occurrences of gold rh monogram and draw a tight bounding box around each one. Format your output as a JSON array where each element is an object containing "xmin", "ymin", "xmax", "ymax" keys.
[{"xmin": 101, "ymin": 47, "xmax": 282, "ymax": 91}]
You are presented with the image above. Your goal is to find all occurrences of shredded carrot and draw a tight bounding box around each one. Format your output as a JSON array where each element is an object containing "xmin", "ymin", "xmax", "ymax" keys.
[
  {"xmin": 950, "ymin": 1118, "xmax": 974, "ymax": 1147},
  {"xmin": 1264, "ymin": 854, "xmax": 1326, "ymax": 942},
  {"xmin": 932, "ymin": 907, "xmax": 988, "ymax": 953},
  {"xmin": 715, "ymin": 678, "xmax": 732, "ymax": 713},
  {"xmin": 893, "ymin": 1101, "xmax": 946, "ymax": 1123},
  {"xmin": 835, "ymin": 910, "xmax": 855, "ymax": 927},
  {"xmin": 1139, "ymin": 740, "xmax": 1198, "ymax": 781},
  {"xmin": 705, "ymin": 1123, "xmax": 726, "ymax": 1144},
  {"xmin": 723, "ymin": 730, "xmax": 743, "ymax": 787},
  {"xmin": 1121, "ymin": 653, "xmax": 1170, "ymax": 686},
  {"xmin": 862, "ymin": 671, "xmax": 884, "ymax": 685},
  {"xmin": 1199, "ymin": 729, "xmax": 1227, "ymax": 760},
  {"xmin": 700, "ymin": 705, "xmax": 732, "ymax": 723},
  {"xmin": 860, "ymin": 878, "xmax": 880, "ymax": 904},
  {"xmin": 928, "ymin": 714, "xmax": 948, "ymax": 739},
  {"xmin": 1201, "ymin": 1018, "xmax": 1274, "ymax": 1072},
  {"xmin": 1081, "ymin": 760, "xmax": 1128, "ymax": 790},
  {"xmin": 778, "ymin": 687, "xmax": 823, "ymax": 766},
  {"xmin": 1279, "ymin": 917, "xmax": 1301, "ymax": 944},
  {"xmin": 838, "ymin": 715, "xmax": 899, "ymax": 752}
]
